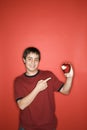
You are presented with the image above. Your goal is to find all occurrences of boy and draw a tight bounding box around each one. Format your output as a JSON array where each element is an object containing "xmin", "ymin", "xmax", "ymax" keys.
[{"xmin": 14, "ymin": 47, "xmax": 74, "ymax": 130}]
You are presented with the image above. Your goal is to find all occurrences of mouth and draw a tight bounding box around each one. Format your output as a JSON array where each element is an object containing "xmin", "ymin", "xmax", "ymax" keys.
[{"xmin": 29, "ymin": 65, "xmax": 36, "ymax": 69}]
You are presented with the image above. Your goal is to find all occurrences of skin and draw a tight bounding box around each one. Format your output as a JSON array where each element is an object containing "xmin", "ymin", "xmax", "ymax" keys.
[
  {"xmin": 17, "ymin": 52, "xmax": 74, "ymax": 110},
  {"xmin": 23, "ymin": 52, "xmax": 40, "ymax": 76}
]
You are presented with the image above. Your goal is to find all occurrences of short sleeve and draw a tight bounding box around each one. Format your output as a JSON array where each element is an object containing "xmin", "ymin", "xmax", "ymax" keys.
[
  {"xmin": 50, "ymin": 72, "xmax": 64, "ymax": 92},
  {"xmin": 14, "ymin": 78, "xmax": 25, "ymax": 101}
]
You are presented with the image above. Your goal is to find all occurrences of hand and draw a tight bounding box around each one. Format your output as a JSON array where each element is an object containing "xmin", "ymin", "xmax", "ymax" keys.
[
  {"xmin": 64, "ymin": 65, "xmax": 74, "ymax": 78},
  {"xmin": 36, "ymin": 77, "xmax": 51, "ymax": 92}
]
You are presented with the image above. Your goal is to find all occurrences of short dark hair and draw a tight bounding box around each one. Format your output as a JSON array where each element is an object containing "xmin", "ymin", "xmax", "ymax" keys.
[{"xmin": 22, "ymin": 47, "xmax": 41, "ymax": 60}]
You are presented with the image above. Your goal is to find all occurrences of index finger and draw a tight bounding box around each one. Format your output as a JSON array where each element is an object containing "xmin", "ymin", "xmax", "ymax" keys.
[{"xmin": 43, "ymin": 77, "xmax": 51, "ymax": 82}]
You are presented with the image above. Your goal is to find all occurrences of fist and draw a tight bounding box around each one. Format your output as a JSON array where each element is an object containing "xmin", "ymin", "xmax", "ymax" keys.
[
  {"xmin": 61, "ymin": 63, "xmax": 71, "ymax": 73},
  {"xmin": 36, "ymin": 77, "xmax": 51, "ymax": 92}
]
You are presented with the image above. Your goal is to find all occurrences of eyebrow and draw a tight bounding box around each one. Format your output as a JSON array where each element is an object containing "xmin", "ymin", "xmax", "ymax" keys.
[{"xmin": 27, "ymin": 56, "xmax": 39, "ymax": 59}]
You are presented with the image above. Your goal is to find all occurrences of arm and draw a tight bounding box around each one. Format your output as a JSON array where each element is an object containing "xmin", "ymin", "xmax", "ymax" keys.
[
  {"xmin": 60, "ymin": 65, "xmax": 74, "ymax": 95},
  {"xmin": 17, "ymin": 77, "xmax": 51, "ymax": 110}
]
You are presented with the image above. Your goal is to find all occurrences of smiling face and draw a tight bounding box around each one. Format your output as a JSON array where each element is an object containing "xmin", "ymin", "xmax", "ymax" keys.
[{"xmin": 23, "ymin": 52, "xmax": 40, "ymax": 76}]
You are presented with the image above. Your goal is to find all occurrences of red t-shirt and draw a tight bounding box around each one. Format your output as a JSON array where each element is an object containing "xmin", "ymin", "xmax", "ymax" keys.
[{"xmin": 14, "ymin": 70, "xmax": 64, "ymax": 130}]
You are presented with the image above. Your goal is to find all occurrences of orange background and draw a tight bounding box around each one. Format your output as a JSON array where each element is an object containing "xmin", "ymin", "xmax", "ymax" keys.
[{"xmin": 0, "ymin": 0, "xmax": 87, "ymax": 130}]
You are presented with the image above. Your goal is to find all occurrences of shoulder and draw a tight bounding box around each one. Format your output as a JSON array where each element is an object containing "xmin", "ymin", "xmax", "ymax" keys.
[
  {"xmin": 39, "ymin": 70, "xmax": 55, "ymax": 77},
  {"xmin": 14, "ymin": 73, "xmax": 24, "ymax": 83}
]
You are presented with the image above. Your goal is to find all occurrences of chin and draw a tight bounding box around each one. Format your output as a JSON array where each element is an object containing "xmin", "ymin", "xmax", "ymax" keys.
[{"xmin": 29, "ymin": 68, "xmax": 38, "ymax": 72}]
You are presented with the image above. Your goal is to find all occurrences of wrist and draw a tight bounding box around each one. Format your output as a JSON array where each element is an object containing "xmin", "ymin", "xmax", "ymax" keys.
[{"xmin": 34, "ymin": 86, "xmax": 40, "ymax": 94}]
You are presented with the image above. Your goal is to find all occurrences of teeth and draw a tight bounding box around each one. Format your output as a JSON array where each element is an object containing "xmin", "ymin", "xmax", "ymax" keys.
[{"xmin": 61, "ymin": 65, "xmax": 67, "ymax": 70}]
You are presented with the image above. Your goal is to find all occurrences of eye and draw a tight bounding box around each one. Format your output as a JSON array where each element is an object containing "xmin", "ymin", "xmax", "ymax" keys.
[{"xmin": 27, "ymin": 58, "xmax": 32, "ymax": 61}]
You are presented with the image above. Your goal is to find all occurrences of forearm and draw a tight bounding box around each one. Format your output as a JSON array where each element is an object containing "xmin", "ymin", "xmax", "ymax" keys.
[
  {"xmin": 60, "ymin": 77, "xmax": 73, "ymax": 94},
  {"xmin": 17, "ymin": 87, "xmax": 39, "ymax": 110},
  {"xmin": 60, "ymin": 64, "xmax": 74, "ymax": 95},
  {"xmin": 17, "ymin": 77, "xmax": 51, "ymax": 110}
]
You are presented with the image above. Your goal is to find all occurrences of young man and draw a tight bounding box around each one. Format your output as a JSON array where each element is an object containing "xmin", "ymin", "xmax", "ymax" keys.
[{"xmin": 14, "ymin": 47, "xmax": 74, "ymax": 130}]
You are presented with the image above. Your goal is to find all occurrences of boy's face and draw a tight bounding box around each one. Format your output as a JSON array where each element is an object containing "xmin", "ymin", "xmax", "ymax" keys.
[{"xmin": 23, "ymin": 52, "xmax": 40, "ymax": 74}]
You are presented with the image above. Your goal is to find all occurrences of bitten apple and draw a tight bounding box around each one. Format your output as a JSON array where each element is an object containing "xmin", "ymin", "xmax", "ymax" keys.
[{"xmin": 61, "ymin": 63, "xmax": 71, "ymax": 73}]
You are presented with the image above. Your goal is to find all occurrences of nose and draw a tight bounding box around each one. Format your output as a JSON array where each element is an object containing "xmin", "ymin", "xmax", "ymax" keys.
[{"xmin": 31, "ymin": 59, "xmax": 35, "ymax": 64}]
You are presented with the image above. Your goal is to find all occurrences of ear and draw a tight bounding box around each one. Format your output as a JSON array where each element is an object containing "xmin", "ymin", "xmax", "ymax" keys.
[{"xmin": 23, "ymin": 58, "xmax": 26, "ymax": 64}]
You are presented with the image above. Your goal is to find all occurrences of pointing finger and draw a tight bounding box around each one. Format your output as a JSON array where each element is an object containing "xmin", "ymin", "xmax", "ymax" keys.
[{"xmin": 43, "ymin": 77, "xmax": 51, "ymax": 83}]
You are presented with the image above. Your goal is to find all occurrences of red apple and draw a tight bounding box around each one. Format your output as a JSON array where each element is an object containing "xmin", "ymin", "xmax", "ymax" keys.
[{"xmin": 61, "ymin": 63, "xmax": 71, "ymax": 73}]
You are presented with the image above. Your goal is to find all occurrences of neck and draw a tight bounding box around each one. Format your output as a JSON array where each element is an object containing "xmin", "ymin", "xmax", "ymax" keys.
[{"xmin": 26, "ymin": 70, "xmax": 38, "ymax": 76}]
